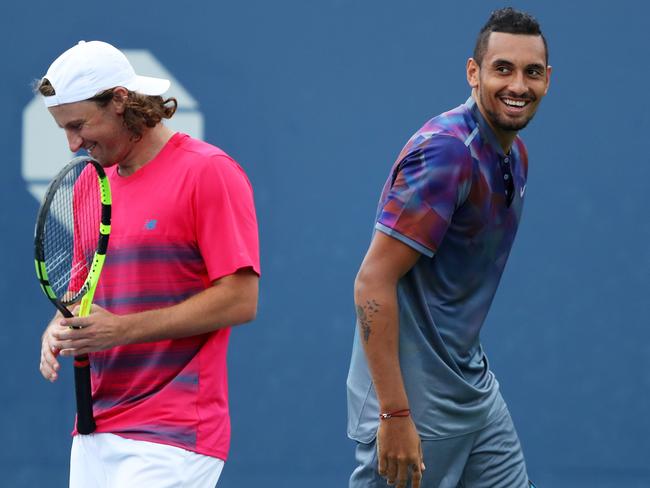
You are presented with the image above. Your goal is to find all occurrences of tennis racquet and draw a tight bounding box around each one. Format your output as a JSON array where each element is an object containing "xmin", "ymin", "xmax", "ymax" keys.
[{"xmin": 34, "ymin": 155, "xmax": 111, "ymax": 435}]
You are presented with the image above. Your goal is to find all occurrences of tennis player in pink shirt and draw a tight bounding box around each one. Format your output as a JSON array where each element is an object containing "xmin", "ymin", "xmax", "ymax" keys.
[{"xmin": 37, "ymin": 40, "xmax": 260, "ymax": 488}]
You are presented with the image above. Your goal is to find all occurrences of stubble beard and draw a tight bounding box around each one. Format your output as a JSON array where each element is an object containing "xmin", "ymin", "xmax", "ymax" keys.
[{"xmin": 479, "ymin": 88, "xmax": 537, "ymax": 133}]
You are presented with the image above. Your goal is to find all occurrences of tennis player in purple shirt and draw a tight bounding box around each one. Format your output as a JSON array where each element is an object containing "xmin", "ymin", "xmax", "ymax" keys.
[{"xmin": 347, "ymin": 8, "xmax": 551, "ymax": 488}]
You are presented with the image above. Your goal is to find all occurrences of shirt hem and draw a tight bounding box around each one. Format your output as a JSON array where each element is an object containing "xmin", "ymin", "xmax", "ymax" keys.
[{"xmin": 72, "ymin": 430, "xmax": 229, "ymax": 461}]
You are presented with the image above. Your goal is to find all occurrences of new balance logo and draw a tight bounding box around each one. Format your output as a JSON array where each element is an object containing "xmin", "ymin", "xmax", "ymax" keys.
[
  {"xmin": 144, "ymin": 219, "xmax": 157, "ymax": 230},
  {"xmin": 520, "ymin": 185, "xmax": 526, "ymax": 198}
]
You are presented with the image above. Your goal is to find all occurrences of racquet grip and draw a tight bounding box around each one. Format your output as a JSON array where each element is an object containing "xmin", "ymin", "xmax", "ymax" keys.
[{"xmin": 74, "ymin": 353, "xmax": 96, "ymax": 434}]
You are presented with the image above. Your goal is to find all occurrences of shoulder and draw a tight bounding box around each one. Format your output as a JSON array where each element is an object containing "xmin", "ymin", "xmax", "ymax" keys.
[
  {"xmin": 400, "ymin": 105, "xmax": 474, "ymax": 170},
  {"xmin": 401, "ymin": 132, "xmax": 473, "ymax": 175},
  {"xmin": 171, "ymin": 133, "xmax": 251, "ymax": 182},
  {"xmin": 172, "ymin": 133, "xmax": 233, "ymax": 163}
]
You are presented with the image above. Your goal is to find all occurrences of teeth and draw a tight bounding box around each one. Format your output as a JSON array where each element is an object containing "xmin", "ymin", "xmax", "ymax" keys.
[{"xmin": 503, "ymin": 99, "xmax": 526, "ymax": 107}]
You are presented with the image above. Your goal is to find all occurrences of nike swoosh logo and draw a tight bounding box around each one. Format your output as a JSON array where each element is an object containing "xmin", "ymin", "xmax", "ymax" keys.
[{"xmin": 520, "ymin": 185, "xmax": 526, "ymax": 198}]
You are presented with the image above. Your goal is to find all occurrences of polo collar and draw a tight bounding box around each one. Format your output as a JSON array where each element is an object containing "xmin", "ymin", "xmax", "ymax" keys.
[{"xmin": 464, "ymin": 96, "xmax": 508, "ymax": 158}]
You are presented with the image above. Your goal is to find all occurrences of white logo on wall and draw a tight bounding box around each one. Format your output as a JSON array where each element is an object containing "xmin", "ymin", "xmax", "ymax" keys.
[{"xmin": 22, "ymin": 50, "xmax": 204, "ymax": 202}]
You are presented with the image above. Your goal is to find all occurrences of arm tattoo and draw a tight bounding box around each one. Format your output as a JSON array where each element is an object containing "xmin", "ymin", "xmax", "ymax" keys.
[{"xmin": 356, "ymin": 299, "xmax": 380, "ymax": 344}]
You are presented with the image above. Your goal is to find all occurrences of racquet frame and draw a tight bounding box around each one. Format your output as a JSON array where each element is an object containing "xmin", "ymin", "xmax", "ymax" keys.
[{"xmin": 34, "ymin": 156, "xmax": 112, "ymax": 434}]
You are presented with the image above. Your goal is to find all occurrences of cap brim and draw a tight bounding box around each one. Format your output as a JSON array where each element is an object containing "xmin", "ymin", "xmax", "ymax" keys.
[{"xmin": 129, "ymin": 75, "xmax": 170, "ymax": 96}]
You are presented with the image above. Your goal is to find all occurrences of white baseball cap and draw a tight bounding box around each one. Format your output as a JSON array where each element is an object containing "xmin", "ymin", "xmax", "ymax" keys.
[{"xmin": 41, "ymin": 40, "xmax": 170, "ymax": 107}]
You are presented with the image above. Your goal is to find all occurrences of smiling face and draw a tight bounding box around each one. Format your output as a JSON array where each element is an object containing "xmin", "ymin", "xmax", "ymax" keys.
[
  {"xmin": 48, "ymin": 90, "xmax": 134, "ymax": 167},
  {"xmin": 467, "ymin": 31, "xmax": 551, "ymax": 149}
]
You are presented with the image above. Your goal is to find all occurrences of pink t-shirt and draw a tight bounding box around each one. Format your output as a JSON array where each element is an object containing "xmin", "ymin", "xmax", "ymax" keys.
[{"xmin": 86, "ymin": 133, "xmax": 259, "ymax": 460}]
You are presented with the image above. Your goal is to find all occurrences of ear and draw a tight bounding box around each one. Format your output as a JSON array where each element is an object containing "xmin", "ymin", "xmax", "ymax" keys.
[
  {"xmin": 111, "ymin": 86, "xmax": 129, "ymax": 115},
  {"xmin": 543, "ymin": 65, "xmax": 552, "ymax": 95},
  {"xmin": 466, "ymin": 58, "xmax": 480, "ymax": 89}
]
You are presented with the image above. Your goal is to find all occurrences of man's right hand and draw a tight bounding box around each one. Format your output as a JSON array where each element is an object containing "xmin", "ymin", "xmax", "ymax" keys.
[
  {"xmin": 354, "ymin": 232, "xmax": 425, "ymax": 487},
  {"xmin": 40, "ymin": 315, "xmax": 61, "ymax": 382},
  {"xmin": 377, "ymin": 416, "xmax": 425, "ymax": 488}
]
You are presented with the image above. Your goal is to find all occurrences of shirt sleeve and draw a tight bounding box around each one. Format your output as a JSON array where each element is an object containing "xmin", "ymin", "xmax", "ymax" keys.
[
  {"xmin": 376, "ymin": 135, "xmax": 473, "ymax": 257},
  {"xmin": 192, "ymin": 155, "xmax": 261, "ymax": 282}
]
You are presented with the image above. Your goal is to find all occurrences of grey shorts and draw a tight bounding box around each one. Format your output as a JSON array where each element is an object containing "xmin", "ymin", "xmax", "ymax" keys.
[{"xmin": 350, "ymin": 407, "xmax": 532, "ymax": 488}]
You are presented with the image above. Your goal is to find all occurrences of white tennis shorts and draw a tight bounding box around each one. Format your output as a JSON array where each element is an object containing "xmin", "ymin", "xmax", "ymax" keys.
[{"xmin": 70, "ymin": 433, "xmax": 225, "ymax": 488}]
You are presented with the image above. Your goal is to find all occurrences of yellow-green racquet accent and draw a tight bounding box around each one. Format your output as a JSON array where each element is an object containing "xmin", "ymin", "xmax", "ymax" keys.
[{"xmin": 34, "ymin": 156, "xmax": 112, "ymax": 435}]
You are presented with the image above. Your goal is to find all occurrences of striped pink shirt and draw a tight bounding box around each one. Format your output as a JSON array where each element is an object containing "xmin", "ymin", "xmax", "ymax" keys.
[{"xmin": 84, "ymin": 133, "xmax": 259, "ymax": 460}]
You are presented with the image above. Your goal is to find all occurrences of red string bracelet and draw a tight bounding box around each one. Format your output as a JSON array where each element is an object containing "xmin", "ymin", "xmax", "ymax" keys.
[{"xmin": 379, "ymin": 408, "xmax": 411, "ymax": 420}]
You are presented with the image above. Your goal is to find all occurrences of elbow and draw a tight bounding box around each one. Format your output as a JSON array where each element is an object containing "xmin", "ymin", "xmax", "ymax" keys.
[
  {"xmin": 241, "ymin": 299, "xmax": 258, "ymax": 324},
  {"xmin": 355, "ymin": 264, "xmax": 398, "ymax": 302},
  {"xmin": 225, "ymin": 270, "xmax": 259, "ymax": 326},
  {"xmin": 234, "ymin": 291, "xmax": 258, "ymax": 325},
  {"xmin": 354, "ymin": 266, "xmax": 374, "ymax": 302}
]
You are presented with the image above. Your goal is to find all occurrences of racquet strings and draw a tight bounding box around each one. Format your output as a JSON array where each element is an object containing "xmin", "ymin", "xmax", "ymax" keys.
[{"xmin": 42, "ymin": 162, "xmax": 101, "ymax": 304}]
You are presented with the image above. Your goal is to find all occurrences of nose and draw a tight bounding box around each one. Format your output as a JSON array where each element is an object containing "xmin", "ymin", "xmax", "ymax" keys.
[
  {"xmin": 508, "ymin": 71, "xmax": 528, "ymax": 96},
  {"xmin": 65, "ymin": 130, "xmax": 83, "ymax": 153}
]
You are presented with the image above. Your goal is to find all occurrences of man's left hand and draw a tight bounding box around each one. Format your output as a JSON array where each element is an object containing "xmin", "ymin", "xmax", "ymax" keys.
[{"xmin": 52, "ymin": 305, "xmax": 126, "ymax": 356}]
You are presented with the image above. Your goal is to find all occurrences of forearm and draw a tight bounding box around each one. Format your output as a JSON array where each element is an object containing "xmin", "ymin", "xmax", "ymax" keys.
[
  {"xmin": 355, "ymin": 272, "xmax": 409, "ymax": 412},
  {"xmin": 122, "ymin": 271, "xmax": 258, "ymax": 345},
  {"xmin": 53, "ymin": 270, "xmax": 259, "ymax": 354}
]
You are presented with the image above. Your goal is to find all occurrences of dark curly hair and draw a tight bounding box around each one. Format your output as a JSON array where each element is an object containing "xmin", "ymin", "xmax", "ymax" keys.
[
  {"xmin": 36, "ymin": 78, "xmax": 177, "ymax": 140},
  {"xmin": 473, "ymin": 7, "xmax": 548, "ymax": 66}
]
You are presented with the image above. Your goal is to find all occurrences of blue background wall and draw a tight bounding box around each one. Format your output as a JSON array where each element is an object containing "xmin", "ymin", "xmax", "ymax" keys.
[{"xmin": 1, "ymin": 1, "xmax": 649, "ymax": 486}]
